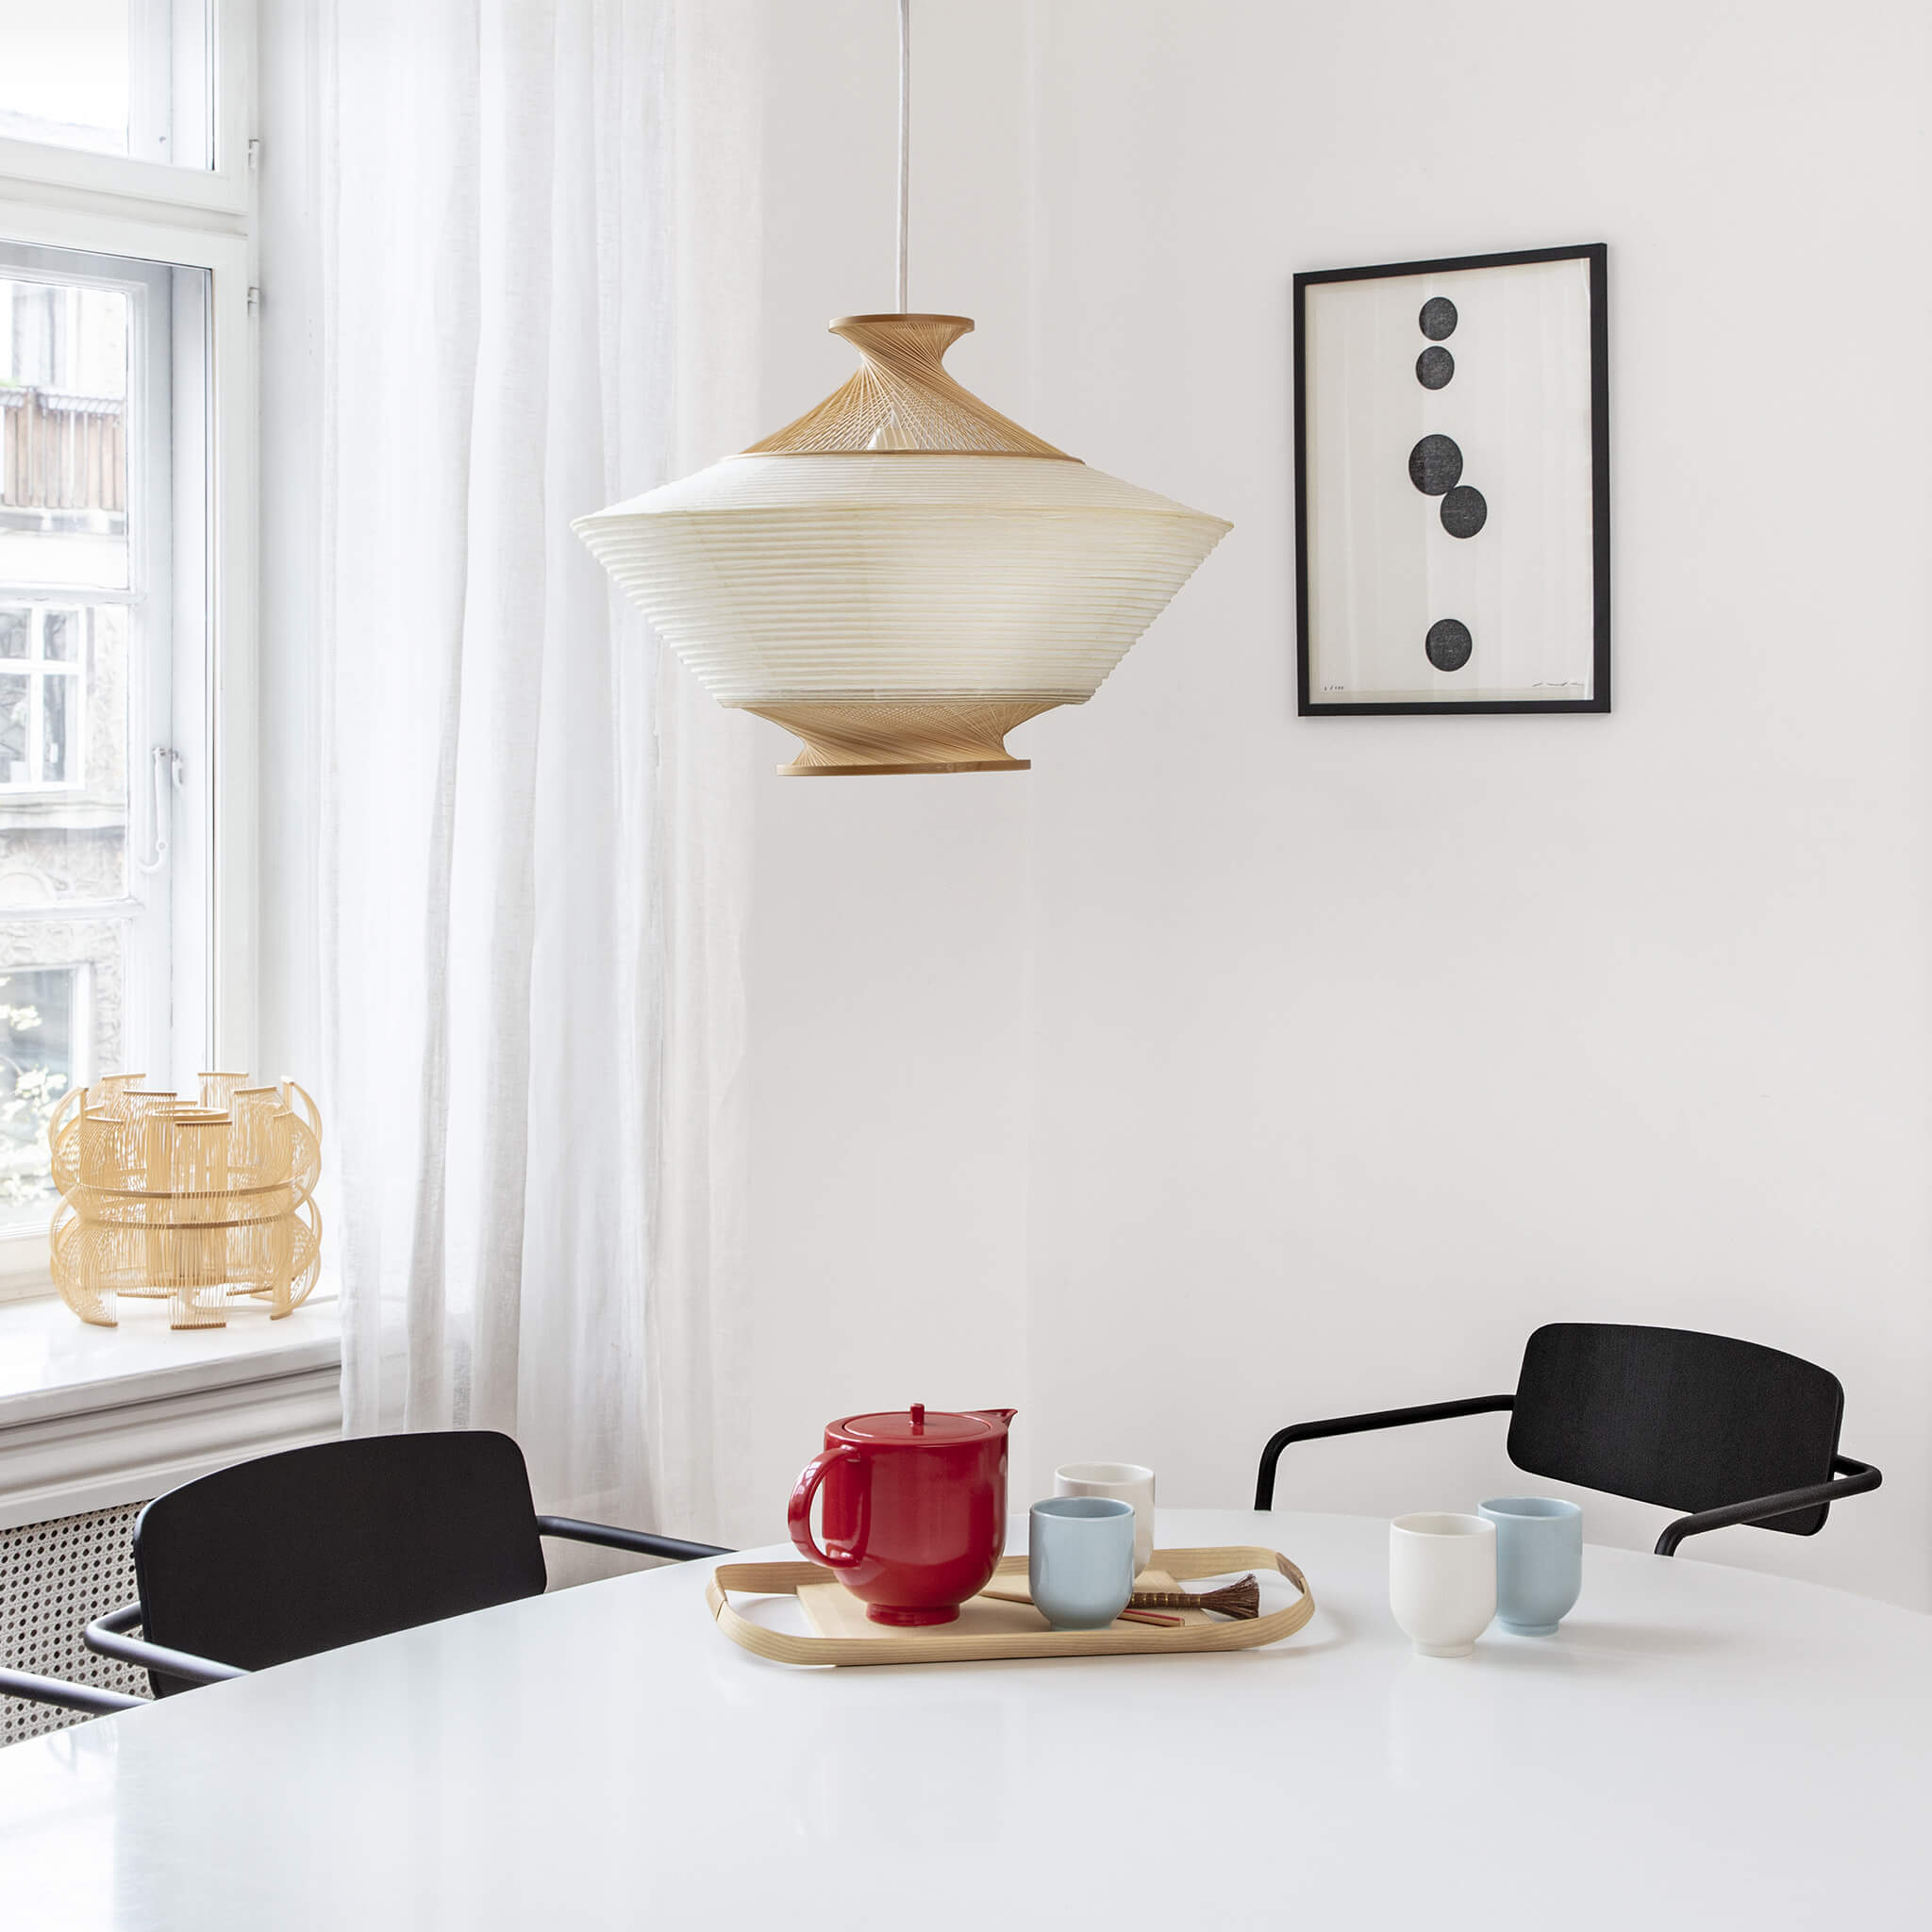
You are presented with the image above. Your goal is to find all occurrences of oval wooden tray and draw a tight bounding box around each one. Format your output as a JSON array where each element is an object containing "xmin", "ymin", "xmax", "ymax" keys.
[{"xmin": 705, "ymin": 1545, "xmax": 1315, "ymax": 1666}]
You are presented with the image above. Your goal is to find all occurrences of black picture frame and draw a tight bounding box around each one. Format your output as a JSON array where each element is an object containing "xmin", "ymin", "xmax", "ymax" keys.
[{"xmin": 1293, "ymin": 242, "xmax": 1610, "ymax": 717}]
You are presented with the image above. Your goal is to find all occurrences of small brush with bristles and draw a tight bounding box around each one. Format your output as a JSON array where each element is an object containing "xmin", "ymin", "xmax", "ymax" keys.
[{"xmin": 1129, "ymin": 1574, "xmax": 1260, "ymax": 1620}]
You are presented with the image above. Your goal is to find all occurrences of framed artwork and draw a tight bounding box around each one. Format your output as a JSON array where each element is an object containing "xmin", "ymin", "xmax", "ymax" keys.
[{"xmin": 1294, "ymin": 242, "xmax": 1609, "ymax": 716}]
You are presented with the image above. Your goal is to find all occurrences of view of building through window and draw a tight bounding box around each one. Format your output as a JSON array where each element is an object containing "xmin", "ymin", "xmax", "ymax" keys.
[
  {"xmin": 0, "ymin": 962, "xmax": 79, "ymax": 1208},
  {"xmin": 0, "ymin": 257, "xmax": 184, "ymax": 1225}
]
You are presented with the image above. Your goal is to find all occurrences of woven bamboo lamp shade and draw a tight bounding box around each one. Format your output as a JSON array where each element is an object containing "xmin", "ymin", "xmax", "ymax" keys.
[
  {"xmin": 47, "ymin": 1073, "xmax": 323, "ymax": 1329},
  {"xmin": 573, "ymin": 8, "xmax": 1230, "ymax": 774},
  {"xmin": 575, "ymin": 315, "xmax": 1231, "ymax": 774}
]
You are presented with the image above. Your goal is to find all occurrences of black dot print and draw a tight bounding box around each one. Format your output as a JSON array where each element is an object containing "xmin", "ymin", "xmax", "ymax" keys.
[
  {"xmin": 1440, "ymin": 485, "xmax": 1488, "ymax": 539},
  {"xmin": 1425, "ymin": 619, "xmax": 1473, "ymax": 672},
  {"xmin": 1407, "ymin": 294, "xmax": 1489, "ymax": 548},
  {"xmin": 1407, "ymin": 434, "xmax": 1463, "ymax": 497}
]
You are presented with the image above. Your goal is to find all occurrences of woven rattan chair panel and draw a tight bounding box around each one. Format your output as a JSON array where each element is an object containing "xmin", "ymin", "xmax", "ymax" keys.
[{"xmin": 2, "ymin": 1502, "xmax": 148, "ymax": 1745}]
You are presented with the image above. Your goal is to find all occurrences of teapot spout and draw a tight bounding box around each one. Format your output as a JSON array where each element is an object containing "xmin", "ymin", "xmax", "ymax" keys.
[{"xmin": 971, "ymin": 1407, "xmax": 1019, "ymax": 1430}]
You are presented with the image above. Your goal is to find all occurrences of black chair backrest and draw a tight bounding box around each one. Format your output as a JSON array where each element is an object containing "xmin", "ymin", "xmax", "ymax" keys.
[
  {"xmin": 134, "ymin": 1431, "xmax": 549, "ymax": 1695},
  {"xmin": 1507, "ymin": 1324, "xmax": 1844, "ymax": 1536}
]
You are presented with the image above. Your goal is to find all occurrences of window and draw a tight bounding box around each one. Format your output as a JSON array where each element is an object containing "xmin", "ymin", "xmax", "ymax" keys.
[
  {"xmin": 0, "ymin": 3, "xmax": 253, "ymax": 1294},
  {"xmin": 0, "ymin": 606, "xmax": 94, "ymax": 791},
  {"xmin": 0, "ymin": 1, "xmax": 214, "ymax": 170},
  {"xmin": 0, "ymin": 961, "xmax": 85, "ymax": 1210}
]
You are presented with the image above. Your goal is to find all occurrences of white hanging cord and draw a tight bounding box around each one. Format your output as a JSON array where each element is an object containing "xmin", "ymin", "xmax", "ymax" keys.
[
  {"xmin": 135, "ymin": 746, "xmax": 183, "ymax": 876},
  {"xmin": 895, "ymin": 0, "xmax": 910, "ymax": 312}
]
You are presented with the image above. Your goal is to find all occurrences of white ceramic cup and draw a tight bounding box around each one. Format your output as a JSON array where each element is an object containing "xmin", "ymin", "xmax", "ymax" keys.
[
  {"xmin": 1389, "ymin": 1512, "xmax": 1496, "ymax": 1657},
  {"xmin": 1054, "ymin": 1461, "xmax": 1156, "ymax": 1575}
]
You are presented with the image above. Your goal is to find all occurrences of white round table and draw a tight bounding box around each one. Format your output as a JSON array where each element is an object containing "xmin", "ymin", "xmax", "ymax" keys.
[{"xmin": 4, "ymin": 1509, "xmax": 1927, "ymax": 1928}]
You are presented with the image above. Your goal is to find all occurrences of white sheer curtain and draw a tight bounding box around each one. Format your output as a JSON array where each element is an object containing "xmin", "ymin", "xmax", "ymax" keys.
[{"xmin": 309, "ymin": 0, "xmax": 760, "ymax": 1558}]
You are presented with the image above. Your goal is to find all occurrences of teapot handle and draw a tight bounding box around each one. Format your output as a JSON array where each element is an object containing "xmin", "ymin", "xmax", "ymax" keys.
[{"xmin": 788, "ymin": 1445, "xmax": 866, "ymax": 1570}]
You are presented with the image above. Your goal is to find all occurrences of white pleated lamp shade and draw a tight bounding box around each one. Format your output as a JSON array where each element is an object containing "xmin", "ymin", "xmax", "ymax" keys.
[{"xmin": 575, "ymin": 315, "xmax": 1231, "ymax": 774}]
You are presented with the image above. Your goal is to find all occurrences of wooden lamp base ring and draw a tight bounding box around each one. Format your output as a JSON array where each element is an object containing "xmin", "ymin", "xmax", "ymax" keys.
[{"xmin": 743, "ymin": 697, "xmax": 1073, "ymax": 775}]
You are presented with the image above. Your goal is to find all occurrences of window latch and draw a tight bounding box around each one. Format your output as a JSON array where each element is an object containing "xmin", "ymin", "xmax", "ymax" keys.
[{"xmin": 135, "ymin": 747, "xmax": 184, "ymax": 877}]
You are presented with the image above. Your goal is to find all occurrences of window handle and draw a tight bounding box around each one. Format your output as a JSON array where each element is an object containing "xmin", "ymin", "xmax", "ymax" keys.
[{"xmin": 135, "ymin": 746, "xmax": 184, "ymax": 876}]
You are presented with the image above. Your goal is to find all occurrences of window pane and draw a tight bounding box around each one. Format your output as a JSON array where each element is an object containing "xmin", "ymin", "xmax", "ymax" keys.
[
  {"xmin": 0, "ymin": 275, "xmax": 129, "ymax": 591},
  {"xmin": 0, "ymin": 1, "xmax": 213, "ymax": 171},
  {"xmin": 0, "ymin": 674, "xmax": 25, "ymax": 785},
  {"xmin": 0, "ymin": 608, "xmax": 23, "ymax": 658},
  {"xmin": 42, "ymin": 608, "xmax": 77, "ymax": 660},
  {"xmin": 0, "ymin": 960, "xmax": 75, "ymax": 1210},
  {"xmin": 0, "ymin": 933, "xmax": 121, "ymax": 1227},
  {"xmin": 0, "ymin": 608, "xmax": 122, "ymax": 867},
  {"xmin": 41, "ymin": 673, "xmax": 68, "ymax": 783}
]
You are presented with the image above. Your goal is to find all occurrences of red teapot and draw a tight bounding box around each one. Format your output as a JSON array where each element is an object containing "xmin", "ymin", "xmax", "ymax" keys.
[{"xmin": 788, "ymin": 1405, "xmax": 1017, "ymax": 1625}]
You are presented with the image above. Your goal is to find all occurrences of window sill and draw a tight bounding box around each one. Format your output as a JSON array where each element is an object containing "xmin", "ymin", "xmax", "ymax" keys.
[
  {"xmin": 0, "ymin": 1230, "xmax": 61, "ymax": 1304},
  {"xmin": 0, "ymin": 1289, "xmax": 341, "ymax": 1529}
]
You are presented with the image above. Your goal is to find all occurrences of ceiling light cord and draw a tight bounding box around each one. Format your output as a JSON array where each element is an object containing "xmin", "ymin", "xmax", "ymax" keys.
[{"xmin": 896, "ymin": 0, "xmax": 909, "ymax": 312}]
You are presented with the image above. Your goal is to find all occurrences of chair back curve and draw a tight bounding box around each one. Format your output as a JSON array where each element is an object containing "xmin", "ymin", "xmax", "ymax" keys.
[
  {"xmin": 1507, "ymin": 1324, "xmax": 1845, "ymax": 1535},
  {"xmin": 134, "ymin": 1430, "xmax": 549, "ymax": 1694}
]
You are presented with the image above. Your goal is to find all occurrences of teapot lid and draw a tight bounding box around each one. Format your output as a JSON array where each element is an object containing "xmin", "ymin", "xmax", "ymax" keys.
[{"xmin": 833, "ymin": 1403, "xmax": 1013, "ymax": 1444}]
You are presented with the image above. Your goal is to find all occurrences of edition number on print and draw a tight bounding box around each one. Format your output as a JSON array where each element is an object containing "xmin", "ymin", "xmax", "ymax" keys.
[{"xmin": 1294, "ymin": 243, "xmax": 1609, "ymax": 714}]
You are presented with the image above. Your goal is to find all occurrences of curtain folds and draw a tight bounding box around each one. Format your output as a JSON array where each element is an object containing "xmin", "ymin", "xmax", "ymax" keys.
[{"xmin": 313, "ymin": 0, "xmax": 760, "ymax": 1556}]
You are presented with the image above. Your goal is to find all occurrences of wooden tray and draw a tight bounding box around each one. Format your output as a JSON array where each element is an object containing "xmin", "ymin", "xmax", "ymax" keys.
[{"xmin": 705, "ymin": 1545, "xmax": 1314, "ymax": 1666}]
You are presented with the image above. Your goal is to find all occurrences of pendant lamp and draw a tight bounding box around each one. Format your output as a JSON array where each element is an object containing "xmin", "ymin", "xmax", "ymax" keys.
[{"xmin": 575, "ymin": 5, "xmax": 1230, "ymax": 775}]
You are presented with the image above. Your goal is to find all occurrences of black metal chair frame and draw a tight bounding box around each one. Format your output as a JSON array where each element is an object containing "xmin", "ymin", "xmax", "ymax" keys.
[
  {"xmin": 1254, "ymin": 1391, "xmax": 1882, "ymax": 1555},
  {"xmin": 0, "ymin": 1666, "xmax": 144, "ymax": 1719},
  {"xmin": 84, "ymin": 1516, "xmax": 728, "ymax": 1690}
]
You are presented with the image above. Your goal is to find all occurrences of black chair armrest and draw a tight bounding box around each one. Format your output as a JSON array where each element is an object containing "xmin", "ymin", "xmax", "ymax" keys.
[
  {"xmin": 83, "ymin": 1603, "xmax": 248, "ymax": 1689},
  {"xmin": 536, "ymin": 1516, "xmax": 730, "ymax": 1562},
  {"xmin": 0, "ymin": 1666, "xmax": 144, "ymax": 1717},
  {"xmin": 1255, "ymin": 1393, "xmax": 1516, "ymax": 1509},
  {"xmin": 1654, "ymin": 1455, "xmax": 1882, "ymax": 1556}
]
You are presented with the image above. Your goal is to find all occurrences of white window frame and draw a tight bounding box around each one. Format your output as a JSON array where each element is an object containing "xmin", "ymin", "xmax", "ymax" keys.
[
  {"xmin": 0, "ymin": 0, "xmax": 257, "ymax": 1300},
  {"xmin": 0, "ymin": 0, "xmax": 249, "ymax": 217}
]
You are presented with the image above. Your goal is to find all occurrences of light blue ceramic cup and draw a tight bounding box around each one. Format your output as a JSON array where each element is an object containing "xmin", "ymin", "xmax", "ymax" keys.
[
  {"xmin": 1028, "ymin": 1496, "xmax": 1137, "ymax": 1631},
  {"xmin": 1478, "ymin": 1496, "xmax": 1583, "ymax": 1635}
]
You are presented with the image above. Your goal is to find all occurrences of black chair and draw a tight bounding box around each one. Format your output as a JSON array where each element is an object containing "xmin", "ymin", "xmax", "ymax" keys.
[
  {"xmin": 1, "ymin": 1667, "xmax": 142, "ymax": 1721},
  {"xmin": 1255, "ymin": 1322, "xmax": 1881, "ymax": 1556},
  {"xmin": 83, "ymin": 1429, "xmax": 730, "ymax": 1695}
]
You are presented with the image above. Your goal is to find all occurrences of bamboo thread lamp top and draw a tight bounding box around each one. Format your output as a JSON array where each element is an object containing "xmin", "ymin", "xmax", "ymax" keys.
[{"xmin": 741, "ymin": 314, "xmax": 1074, "ymax": 459}]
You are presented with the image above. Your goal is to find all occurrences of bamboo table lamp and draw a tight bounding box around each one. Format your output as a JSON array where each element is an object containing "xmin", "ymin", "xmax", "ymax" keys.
[{"xmin": 47, "ymin": 1073, "xmax": 324, "ymax": 1329}]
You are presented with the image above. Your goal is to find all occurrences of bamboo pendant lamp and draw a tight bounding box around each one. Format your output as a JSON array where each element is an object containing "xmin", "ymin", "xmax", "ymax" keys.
[
  {"xmin": 573, "ymin": 6, "xmax": 1230, "ymax": 775},
  {"xmin": 47, "ymin": 1073, "xmax": 324, "ymax": 1329}
]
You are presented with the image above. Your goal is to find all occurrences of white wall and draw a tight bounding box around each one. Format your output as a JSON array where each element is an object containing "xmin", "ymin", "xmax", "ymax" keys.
[{"xmin": 740, "ymin": 0, "xmax": 1932, "ymax": 1607}]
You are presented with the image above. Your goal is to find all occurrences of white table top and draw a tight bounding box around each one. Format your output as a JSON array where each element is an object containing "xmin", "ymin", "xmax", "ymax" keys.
[{"xmin": 4, "ymin": 1508, "xmax": 1928, "ymax": 1929}]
